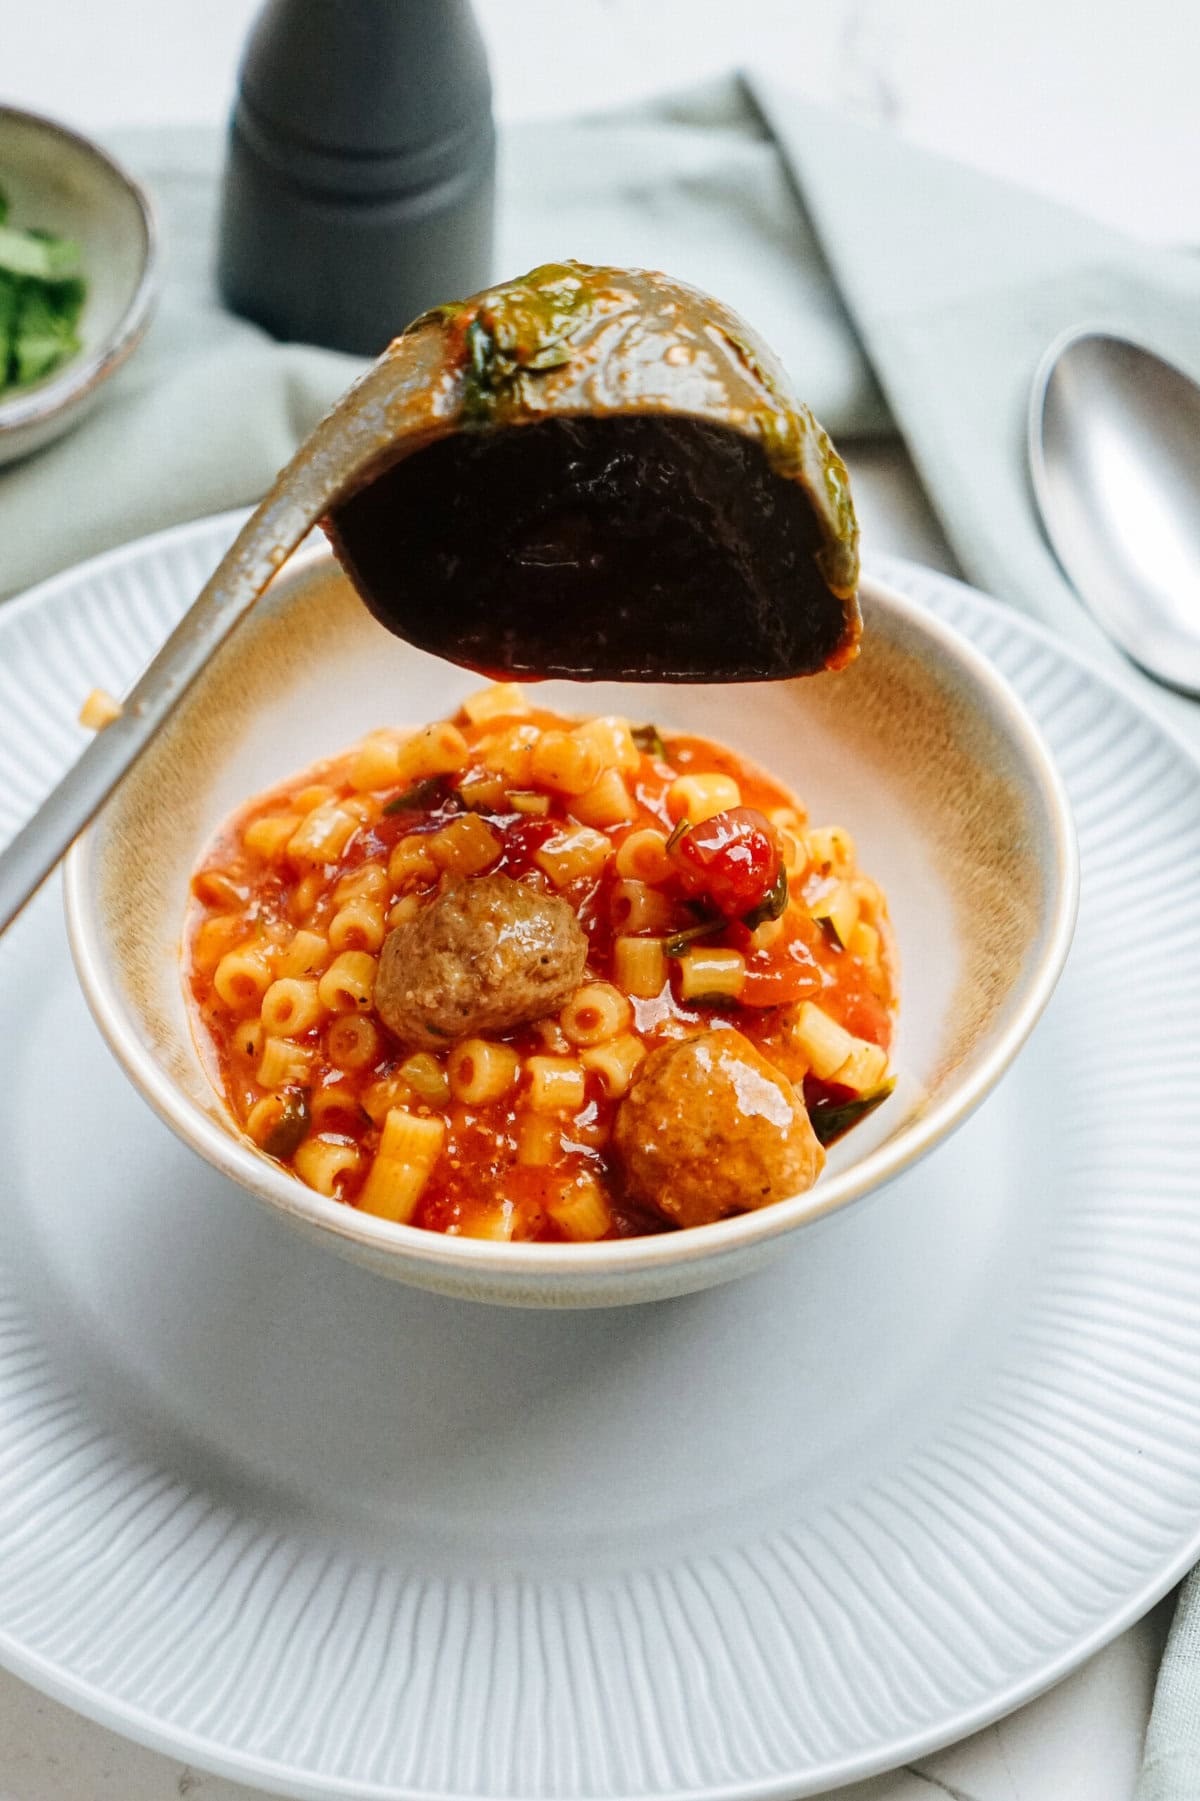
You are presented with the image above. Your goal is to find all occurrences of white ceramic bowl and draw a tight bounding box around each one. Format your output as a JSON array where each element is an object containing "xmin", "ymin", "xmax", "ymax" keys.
[
  {"xmin": 0, "ymin": 106, "xmax": 158, "ymax": 465},
  {"xmin": 65, "ymin": 545, "xmax": 1078, "ymax": 1306}
]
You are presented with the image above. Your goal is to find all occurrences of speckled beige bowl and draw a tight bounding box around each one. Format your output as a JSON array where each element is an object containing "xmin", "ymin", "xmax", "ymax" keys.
[
  {"xmin": 0, "ymin": 106, "xmax": 158, "ymax": 465},
  {"xmin": 64, "ymin": 544, "xmax": 1078, "ymax": 1307}
]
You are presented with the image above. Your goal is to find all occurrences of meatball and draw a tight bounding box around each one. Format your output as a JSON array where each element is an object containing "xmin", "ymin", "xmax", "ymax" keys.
[
  {"xmin": 375, "ymin": 872, "xmax": 588, "ymax": 1048},
  {"xmin": 613, "ymin": 1028, "xmax": 824, "ymax": 1229}
]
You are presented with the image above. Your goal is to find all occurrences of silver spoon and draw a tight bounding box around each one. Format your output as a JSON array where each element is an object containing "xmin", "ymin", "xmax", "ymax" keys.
[
  {"xmin": 0, "ymin": 261, "xmax": 860, "ymax": 937},
  {"xmin": 1029, "ymin": 326, "xmax": 1200, "ymax": 694}
]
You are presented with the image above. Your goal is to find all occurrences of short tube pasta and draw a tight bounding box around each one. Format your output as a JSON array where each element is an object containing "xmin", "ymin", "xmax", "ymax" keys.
[
  {"xmin": 570, "ymin": 715, "xmax": 639, "ymax": 773},
  {"xmin": 294, "ymin": 1136, "xmax": 364, "ymax": 1197},
  {"xmin": 326, "ymin": 1014, "xmax": 381, "ymax": 1071},
  {"xmin": 805, "ymin": 825, "xmax": 855, "ymax": 879},
  {"xmin": 392, "ymin": 721, "xmax": 470, "ymax": 785},
  {"xmin": 328, "ymin": 896, "xmax": 386, "ymax": 954},
  {"xmin": 213, "ymin": 946, "xmax": 273, "ymax": 1011},
  {"xmin": 334, "ymin": 863, "xmax": 389, "ymax": 904},
  {"xmin": 260, "ymin": 977, "xmax": 324, "ymax": 1037},
  {"xmin": 610, "ymin": 880, "xmax": 675, "ymax": 935},
  {"xmin": 447, "ymin": 1039, "xmax": 521, "ymax": 1104},
  {"xmin": 428, "ymin": 814, "xmax": 502, "ymax": 876},
  {"xmin": 348, "ymin": 730, "xmax": 405, "ymax": 793},
  {"xmin": 276, "ymin": 929, "xmax": 329, "ymax": 979},
  {"xmin": 357, "ymin": 1109, "xmax": 445, "ymax": 1222},
  {"xmin": 580, "ymin": 1034, "xmax": 646, "ymax": 1098},
  {"xmin": 192, "ymin": 914, "xmax": 249, "ymax": 976},
  {"xmin": 388, "ymin": 835, "xmax": 438, "ymax": 888},
  {"xmin": 400, "ymin": 1053, "xmax": 450, "ymax": 1103},
  {"xmin": 667, "ymin": 773, "xmax": 740, "ymax": 824},
  {"xmin": 286, "ymin": 801, "xmax": 361, "ymax": 867},
  {"xmin": 534, "ymin": 826, "xmax": 612, "ymax": 887},
  {"xmin": 192, "ymin": 868, "xmax": 245, "ymax": 911},
  {"xmin": 545, "ymin": 1175, "xmax": 612, "ymax": 1242},
  {"xmin": 462, "ymin": 682, "xmax": 531, "ymax": 726},
  {"xmin": 676, "ymin": 948, "xmax": 746, "ymax": 1002},
  {"xmin": 615, "ymin": 828, "xmax": 671, "ymax": 884},
  {"xmin": 789, "ymin": 1001, "xmax": 885, "ymax": 1088},
  {"xmin": 361, "ymin": 1074, "xmax": 413, "ymax": 1127},
  {"xmin": 289, "ymin": 870, "xmax": 326, "ymax": 921},
  {"xmin": 257, "ymin": 1036, "xmax": 314, "ymax": 1090},
  {"xmin": 559, "ymin": 982, "xmax": 631, "ymax": 1047},
  {"xmin": 78, "ymin": 686, "xmax": 123, "ymax": 731},
  {"xmin": 525, "ymin": 1057, "xmax": 587, "ymax": 1114},
  {"xmin": 309, "ymin": 1085, "xmax": 367, "ymax": 1136},
  {"xmin": 530, "ymin": 731, "xmax": 603, "ymax": 796},
  {"xmin": 516, "ymin": 1112, "xmax": 561, "ymax": 1166},
  {"xmin": 568, "ymin": 769, "xmax": 636, "ymax": 829},
  {"xmin": 242, "ymin": 813, "xmax": 301, "ymax": 860},
  {"xmin": 317, "ymin": 951, "xmax": 377, "ymax": 1014},
  {"xmin": 479, "ymin": 723, "xmax": 538, "ymax": 782}
]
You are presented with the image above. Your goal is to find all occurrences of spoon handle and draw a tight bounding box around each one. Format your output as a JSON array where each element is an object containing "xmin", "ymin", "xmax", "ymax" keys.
[{"xmin": 0, "ymin": 492, "xmax": 330, "ymax": 937}]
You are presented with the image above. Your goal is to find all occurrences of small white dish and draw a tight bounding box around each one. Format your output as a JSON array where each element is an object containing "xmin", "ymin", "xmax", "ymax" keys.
[
  {"xmin": 62, "ymin": 531, "xmax": 1077, "ymax": 1306},
  {"xmin": 0, "ymin": 517, "xmax": 1198, "ymax": 1799},
  {"xmin": 0, "ymin": 105, "xmax": 158, "ymax": 465}
]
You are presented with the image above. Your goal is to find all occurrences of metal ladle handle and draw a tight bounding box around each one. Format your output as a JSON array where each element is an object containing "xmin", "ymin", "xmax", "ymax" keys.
[{"xmin": 0, "ymin": 472, "xmax": 339, "ymax": 938}]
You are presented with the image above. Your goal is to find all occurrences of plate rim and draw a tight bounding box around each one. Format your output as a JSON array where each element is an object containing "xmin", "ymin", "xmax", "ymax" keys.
[{"xmin": 1, "ymin": 510, "xmax": 1198, "ymax": 1799}]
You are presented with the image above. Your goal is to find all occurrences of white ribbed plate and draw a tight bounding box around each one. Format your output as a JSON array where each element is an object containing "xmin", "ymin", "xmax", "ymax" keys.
[{"xmin": 2, "ymin": 513, "xmax": 1200, "ymax": 1800}]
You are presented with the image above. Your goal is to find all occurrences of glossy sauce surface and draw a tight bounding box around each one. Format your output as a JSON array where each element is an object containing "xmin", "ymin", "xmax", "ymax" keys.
[{"xmin": 330, "ymin": 416, "xmax": 846, "ymax": 681}]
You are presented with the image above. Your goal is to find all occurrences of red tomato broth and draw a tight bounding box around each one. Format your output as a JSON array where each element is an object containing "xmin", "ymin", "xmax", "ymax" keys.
[{"xmin": 184, "ymin": 699, "xmax": 898, "ymax": 1241}]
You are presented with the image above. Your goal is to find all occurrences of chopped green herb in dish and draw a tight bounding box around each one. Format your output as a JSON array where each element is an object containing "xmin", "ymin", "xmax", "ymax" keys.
[{"xmin": 0, "ymin": 187, "xmax": 87, "ymax": 393}]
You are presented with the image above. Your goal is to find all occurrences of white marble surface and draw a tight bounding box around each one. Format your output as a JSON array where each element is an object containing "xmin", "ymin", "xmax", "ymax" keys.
[{"xmin": 3, "ymin": 3, "xmax": 1197, "ymax": 1797}]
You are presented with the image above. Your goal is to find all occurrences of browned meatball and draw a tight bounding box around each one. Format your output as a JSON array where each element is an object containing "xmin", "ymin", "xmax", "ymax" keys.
[
  {"xmin": 613, "ymin": 1028, "xmax": 824, "ymax": 1229},
  {"xmin": 375, "ymin": 873, "xmax": 588, "ymax": 1048}
]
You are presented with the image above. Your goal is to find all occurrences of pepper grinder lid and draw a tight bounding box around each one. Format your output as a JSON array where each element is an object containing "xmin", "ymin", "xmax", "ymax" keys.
[{"xmin": 218, "ymin": 0, "xmax": 496, "ymax": 355}]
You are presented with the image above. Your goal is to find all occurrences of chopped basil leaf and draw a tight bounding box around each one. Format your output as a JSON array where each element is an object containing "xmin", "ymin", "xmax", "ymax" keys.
[
  {"xmin": 664, "ymin": 815, "xmax": 690, "ymax": 853},
  {"xmin": 809, "ymin": 1080, "xmax": 894, "ymax": 1146},
  {"xmin": 383, "ymin": 774, "xmax": 448, "ymax": 814},
  {"xmin": 262, "ymin": 1087, "xmax": 311, "ymax": 1159},
  {"xmin": 665, "ymin": 916, "xmax": 722, "ymax": 956},
  {"xmin": 741, "ymin": 865, "xmax": 788, "ymax": 930},
  {"xmin": 631, "ymin": 722, "xmax": 667, "ymax": 759}
]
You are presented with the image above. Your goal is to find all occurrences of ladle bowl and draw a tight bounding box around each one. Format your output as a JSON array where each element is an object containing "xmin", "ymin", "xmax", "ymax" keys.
[{"xmin": 0, "ymin": 261, "xmax": 861, "ymax": 935}]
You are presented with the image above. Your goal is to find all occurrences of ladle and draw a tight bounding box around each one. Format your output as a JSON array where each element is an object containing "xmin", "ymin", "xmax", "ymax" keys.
[{"xmin": 0, "ymin": 261, "xmax": 860, "ymax": 935}]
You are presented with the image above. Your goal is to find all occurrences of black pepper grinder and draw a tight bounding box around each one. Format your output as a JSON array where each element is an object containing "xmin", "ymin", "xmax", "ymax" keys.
[{"xmin": 217, "ymin": 0, "xmax": 495, "ymax": 356}]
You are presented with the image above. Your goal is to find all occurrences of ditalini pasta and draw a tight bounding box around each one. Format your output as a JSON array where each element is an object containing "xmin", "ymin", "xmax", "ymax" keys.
[{"xmin": 185, "ymin": 690, "xmax": 898, "ymax": 1240}]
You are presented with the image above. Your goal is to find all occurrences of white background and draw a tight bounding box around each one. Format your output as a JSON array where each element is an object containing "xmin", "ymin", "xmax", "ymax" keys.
[{"xmin": 2, "ymin": 2, "xmax": 1198, "ymax": 1798}]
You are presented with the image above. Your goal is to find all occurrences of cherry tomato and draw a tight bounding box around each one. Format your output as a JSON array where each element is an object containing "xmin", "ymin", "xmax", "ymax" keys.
[
  {"xmin": 668, "ymin": 806, "xmax": 782, "ymax": 917},
  {"xmin": 738, "ymin": 927, "xmax": 823, "ymax": 1007},
  {"xmin": 739, "ymin": 962, "xmax": 822, "ymax": 1007}
]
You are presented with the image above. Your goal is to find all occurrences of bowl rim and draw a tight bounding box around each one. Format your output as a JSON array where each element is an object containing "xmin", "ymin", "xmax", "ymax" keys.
[
  {"xmin": 63, "ymin": 566, "xmax": 1080, "ymax": 1281},
  {"xmin": 0, "ymin": 103, "xmax": 160, "ymax": 436}
]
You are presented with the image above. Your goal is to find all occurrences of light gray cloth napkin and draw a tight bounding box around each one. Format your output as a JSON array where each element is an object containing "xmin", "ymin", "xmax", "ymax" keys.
[
  {"xmin": 748, "ymin": 71, "xmax": 1200, "ymax": 753},
  {"xmin": 3, "ymin": 72, "xmax": 1199, "ymax": 1796}
]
